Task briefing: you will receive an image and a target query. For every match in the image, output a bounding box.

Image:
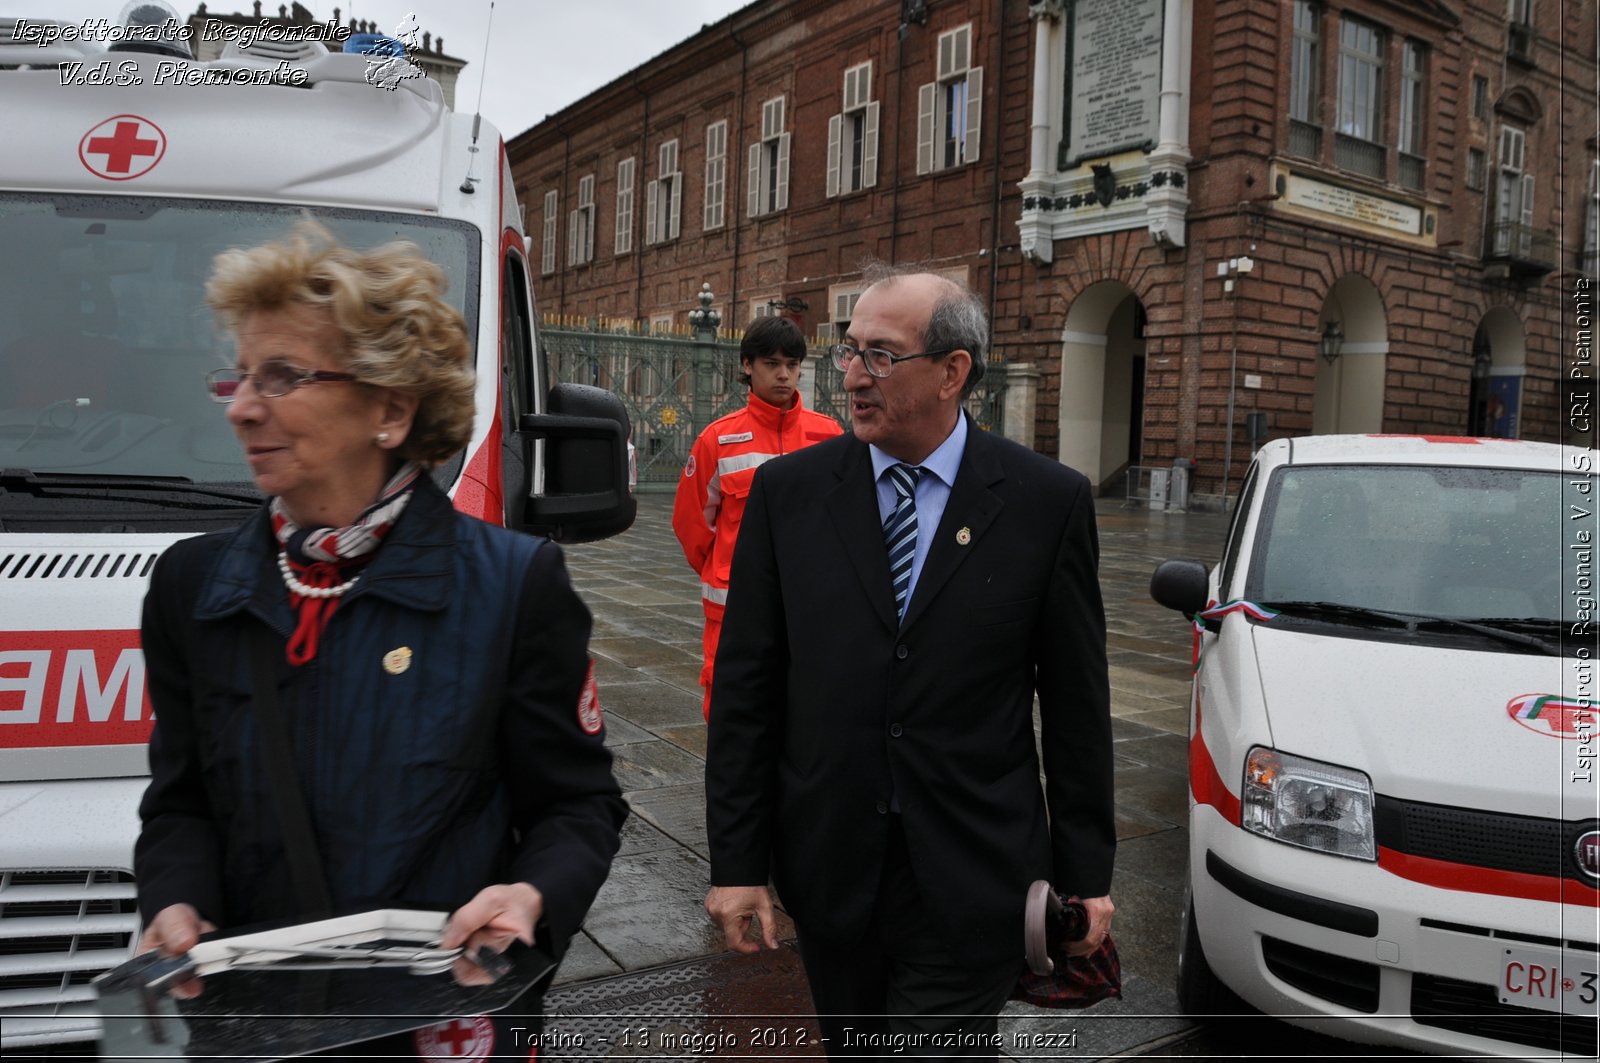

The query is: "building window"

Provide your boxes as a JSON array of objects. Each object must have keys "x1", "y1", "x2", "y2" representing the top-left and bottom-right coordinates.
[
  {"x1": 541, "y1": 189, "x2": 557, "y2": 275},
  {"x1": 646, "y1": 139, "x2": 681, "y2": 245},
  {"x1": 615, "y1": 157, "x2": 635, "y2": 255},
  {"x1": 828, "y1": 62, "x2": 880, "y2": 197},
  {"x1": 1492, "y1": 125, "x2": 1533, "y2": 256},
  {"x1": 568, "y1": 173, "x2": 595, "y2": 267},
  {"x1": 1507, "y1": 0, "x2": 1535, "y2": 62},
  {"x1": 1471, "y1": 75, "x2": 1489, "y2": 120},
  {"x1": 1288, "y1": 1, "x2": 1321, "y2": 159},
  {"x1": 1466, "y1": 147, "x2": 1487, "y2": 191},
  {"x1": 1397, "y1": 41, "x2": 1426, "y2": 191},
  {"x1": 1335, "y1": 15, "x2": 1385, "y2": 178},
  {"x1": 704, "y1": 120, "x2": 728, "y2": 231},
  {"x1": 917, "y1": 24, "x2": 982, "y2": 175},
  {"x1": 826, "y1": 284, "x2": 865, "y2": 342},
  {"x1": 748, "y1": 97, "x2": 791, "y2": 217}
]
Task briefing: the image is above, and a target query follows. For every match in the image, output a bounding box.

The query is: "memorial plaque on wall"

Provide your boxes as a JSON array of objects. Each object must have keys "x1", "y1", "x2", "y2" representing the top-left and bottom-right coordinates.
[{"x1": 1065, "y1": 0, "x2": 1163, "y2": 167}]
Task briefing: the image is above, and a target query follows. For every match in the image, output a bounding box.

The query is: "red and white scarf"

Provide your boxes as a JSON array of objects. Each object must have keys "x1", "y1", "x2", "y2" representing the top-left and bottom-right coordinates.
[{"x1": 269, "y1": 463, "x2": 423, "y2": 665}]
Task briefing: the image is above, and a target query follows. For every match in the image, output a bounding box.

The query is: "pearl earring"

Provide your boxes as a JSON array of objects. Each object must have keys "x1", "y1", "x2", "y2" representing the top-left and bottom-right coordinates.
[{"x1": 376, "y1": 432, "x2": 390, "y2": 445}]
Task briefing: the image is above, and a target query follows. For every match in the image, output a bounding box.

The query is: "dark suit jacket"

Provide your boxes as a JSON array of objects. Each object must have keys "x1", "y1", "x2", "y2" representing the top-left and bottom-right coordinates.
[{"x1": 705, "y1": 418, "x2": 1113, "y2": 963}]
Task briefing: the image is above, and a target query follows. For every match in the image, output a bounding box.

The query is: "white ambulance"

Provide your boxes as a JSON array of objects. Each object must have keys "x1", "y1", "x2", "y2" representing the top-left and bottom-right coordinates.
[
  {"x1": 0, "y1": 9, "x2": 633, "y2": 1048},
  {"x1": 1153, "y1": 435, "x2": 1599, "y2": 1057}
]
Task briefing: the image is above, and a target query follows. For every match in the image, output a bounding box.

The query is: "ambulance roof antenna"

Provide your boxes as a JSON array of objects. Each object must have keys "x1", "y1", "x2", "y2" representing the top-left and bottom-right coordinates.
[{"x1": 459, "y1": 1, "x2": 496, "y2": 195}]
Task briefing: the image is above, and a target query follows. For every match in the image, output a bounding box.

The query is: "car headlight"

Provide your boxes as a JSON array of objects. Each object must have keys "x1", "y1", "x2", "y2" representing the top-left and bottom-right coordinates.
[{"x1": 1242, "y1": 747, "x2": 1376, "y2": 860}]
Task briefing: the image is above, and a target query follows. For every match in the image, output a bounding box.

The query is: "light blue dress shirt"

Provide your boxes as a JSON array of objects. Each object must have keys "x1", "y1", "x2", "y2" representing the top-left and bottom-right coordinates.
[{"x1": 869, "y1": 413, "x2": 969, "y2": 615}]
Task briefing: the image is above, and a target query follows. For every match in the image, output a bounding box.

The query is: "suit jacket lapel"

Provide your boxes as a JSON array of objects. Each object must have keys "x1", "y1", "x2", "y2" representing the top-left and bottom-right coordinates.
[
  {"x1": 900, "y1": 421, "x2": 1005, "y2": 633},
  {"x1": 826, "y1": 439, "x2": 898, "y2": 634}
]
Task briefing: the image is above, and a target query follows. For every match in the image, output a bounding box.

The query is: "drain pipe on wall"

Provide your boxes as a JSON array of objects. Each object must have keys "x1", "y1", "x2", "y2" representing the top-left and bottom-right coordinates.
[{"x1": 986, "y1": 0, "x2": 1008, "y2": 348}]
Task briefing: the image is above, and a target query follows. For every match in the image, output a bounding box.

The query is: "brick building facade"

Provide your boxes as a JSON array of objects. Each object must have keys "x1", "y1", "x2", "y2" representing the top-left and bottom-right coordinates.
[{"x1": 510, "y1": 0, "x2": 1598, "y2": 503}]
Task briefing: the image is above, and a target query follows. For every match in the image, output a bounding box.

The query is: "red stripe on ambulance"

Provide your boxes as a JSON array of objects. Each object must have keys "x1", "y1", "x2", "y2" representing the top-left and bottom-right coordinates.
[{"x1": 0, "y1": 631, "x2": 151, "y2": 747}]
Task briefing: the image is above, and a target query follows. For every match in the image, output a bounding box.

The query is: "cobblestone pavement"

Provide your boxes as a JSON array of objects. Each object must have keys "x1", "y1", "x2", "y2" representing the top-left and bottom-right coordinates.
[{"x1": 545, "y1": 490, "x2": 1231, "y2": 1060}]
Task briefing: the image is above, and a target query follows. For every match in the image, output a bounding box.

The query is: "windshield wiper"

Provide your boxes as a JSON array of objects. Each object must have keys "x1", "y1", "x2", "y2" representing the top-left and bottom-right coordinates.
[
  {"x1": 1260, "y1": 600, "x2": 1563, "y2": 655},
  {"x1": 0, "y1": 468, "x2": 261, "y2": 506}
]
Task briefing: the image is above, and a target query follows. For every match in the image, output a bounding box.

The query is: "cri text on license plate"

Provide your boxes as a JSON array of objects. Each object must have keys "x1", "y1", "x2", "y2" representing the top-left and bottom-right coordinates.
[{"x1": 1499, "y1": 945, "x2": 1599, "y2": 1016}]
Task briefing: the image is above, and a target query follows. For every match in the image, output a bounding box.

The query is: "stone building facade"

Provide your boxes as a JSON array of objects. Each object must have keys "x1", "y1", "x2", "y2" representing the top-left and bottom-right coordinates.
[{"x1": 511, "y1": 0, "x2": 1598, "y2": 503}]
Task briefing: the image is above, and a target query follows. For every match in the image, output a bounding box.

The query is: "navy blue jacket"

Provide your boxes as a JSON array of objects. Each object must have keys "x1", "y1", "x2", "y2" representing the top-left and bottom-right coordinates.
[{"x1": 135, "y1": 475, "x2": 626, "y2": 961}]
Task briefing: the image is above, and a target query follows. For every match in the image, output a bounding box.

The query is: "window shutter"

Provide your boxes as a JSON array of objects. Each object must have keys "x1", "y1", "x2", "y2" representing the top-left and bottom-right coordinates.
[
  {"x1": 645, "y1": 179, "x2": 659, "y2": 245},
  {"x1": 1520, "y1": 174, "x2": 1535, "y2": 229},
  {"x1": 938, "y1": 31, "x2": 955, "y2": 79},
  {"x1": 669, "y1": 175, "x2": 682, "y2": 240},
  {"x1": 615, "y1": 158, "x2": 633, "y2": 254},
  {"x1": 917, "y1": 82, "x2": 936, "y2": 174},
  {"x1": 964, "y1": 67, "x2": 983, "y2": 164},
  {"x1": 567, "y1": 209, "x2": 577, "y2": 265},
  {"x1": 541, "y1": 190, "x2": 557, "y2": 274},
  {"x1": 585, "y1": 207, "x2": 595, "y2": 262},
  {"x1": 863, "y1": 101, "x2": 880, "y2": 188},
  {"x1": 827, "y1": 113, "x2": 842, "y2": 198},
  {"x1": 954, "y1": 26, "x2": 970, "y2": 73},
  {"x1": 775, "y1": 132, "x2": 791, "y2": 211},
  {"x1": 748, "y1": 143, "x2": 762, "y2": 217}
]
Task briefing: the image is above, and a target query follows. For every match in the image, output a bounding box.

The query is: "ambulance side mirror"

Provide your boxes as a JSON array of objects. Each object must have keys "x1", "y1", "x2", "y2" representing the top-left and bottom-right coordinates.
[{"x1": 519, "y1": 383, "x2": 637, "y2": 543}]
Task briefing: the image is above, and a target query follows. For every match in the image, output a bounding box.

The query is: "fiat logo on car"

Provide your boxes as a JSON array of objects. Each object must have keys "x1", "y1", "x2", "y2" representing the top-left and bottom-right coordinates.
[{"x1": 1577, "y1": 830, "x2": 1600, "y2": 882}]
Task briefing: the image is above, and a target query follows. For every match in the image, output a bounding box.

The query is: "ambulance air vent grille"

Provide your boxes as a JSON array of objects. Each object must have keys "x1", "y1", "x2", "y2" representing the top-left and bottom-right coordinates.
[{"x1": 0, "y1": 551, "x2": 159, "y2": 581}]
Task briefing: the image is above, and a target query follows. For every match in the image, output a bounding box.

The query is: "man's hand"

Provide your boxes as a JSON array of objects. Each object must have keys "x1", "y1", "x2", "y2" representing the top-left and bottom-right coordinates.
[
  {"x1": 1067, "y1": 894, "x2": 1115, "y2": 956},
  {"x1": 704, "y1": 885, "x2": 778, "y2": 954},
  {"x1": 441, "y1": 882, "x2": 543, "y2": 986},
  {"x1": 136, "y1": 903, "x2": 215, "y2": 999}
]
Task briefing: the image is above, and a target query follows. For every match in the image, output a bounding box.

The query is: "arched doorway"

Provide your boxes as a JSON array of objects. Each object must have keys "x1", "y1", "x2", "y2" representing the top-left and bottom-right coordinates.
[
  {"x1": 1313, "y1": 274, "x2": 1387, "y2": 434},
  {"x1": 1468, "y1": 307, "x2": 1525, "y2": 437},
  {"x1": 1058, "y1": 283, "x2": 1147, "y2": 489}
]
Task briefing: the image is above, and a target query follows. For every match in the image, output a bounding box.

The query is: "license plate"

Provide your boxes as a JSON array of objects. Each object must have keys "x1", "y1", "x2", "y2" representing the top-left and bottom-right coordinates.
[{"x1": 1499, "y1": 944, "x2": 1600, "y2": 1016}]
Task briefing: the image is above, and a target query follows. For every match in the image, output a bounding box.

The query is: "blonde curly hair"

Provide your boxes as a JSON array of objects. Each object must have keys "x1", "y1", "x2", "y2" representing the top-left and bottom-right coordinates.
[{"x1": 207, "y1": 220, "x2": 475, "y2": 465}]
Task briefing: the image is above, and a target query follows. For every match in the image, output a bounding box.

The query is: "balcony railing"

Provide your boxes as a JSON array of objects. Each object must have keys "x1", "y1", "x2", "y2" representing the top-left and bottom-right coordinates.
[
  {"x1": 1398, "y1": 153, "x2": 1425, "y2": 192},
  {"x1": 1483, "y1": 221, "x2": 1555, "y2": 278},
  {"x1": 1334, "y1": 133, "x2": 1384, "y2": 180},
  {"x1": 1288, "y1": 120, "x2": 1321, "y2": 161}
]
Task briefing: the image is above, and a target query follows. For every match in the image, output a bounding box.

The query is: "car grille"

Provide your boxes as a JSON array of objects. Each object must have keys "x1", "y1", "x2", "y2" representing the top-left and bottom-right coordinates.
[
  {"x1": 1375, "y1": 796, "x2": 1595, "y2": 882},
  {"x1": 1413, "y1": 973, "x2": 1598, "y2": 1056},
  {"x1": 0, "y1": 869, "x2": 138, "y2": 1044},
  {"x1": 1261, "y1": 936, "x2": 1380, "y2": 1013}
]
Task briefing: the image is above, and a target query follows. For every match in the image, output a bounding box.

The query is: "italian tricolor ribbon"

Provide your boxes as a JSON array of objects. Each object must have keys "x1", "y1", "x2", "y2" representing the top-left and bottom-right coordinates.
[{"x1": 1191, "y1": 599, "x2": 1279, "y2": 670}]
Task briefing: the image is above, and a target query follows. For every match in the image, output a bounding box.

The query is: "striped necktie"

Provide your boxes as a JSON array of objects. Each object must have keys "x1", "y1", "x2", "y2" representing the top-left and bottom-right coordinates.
[{"x1": 885, "y1": 463, "x2": 922, "y2": 620}]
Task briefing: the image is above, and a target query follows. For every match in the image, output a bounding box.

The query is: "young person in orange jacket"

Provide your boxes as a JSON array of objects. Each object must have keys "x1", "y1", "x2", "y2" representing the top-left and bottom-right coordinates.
[{"x1": 672, "y1": 316, "x2": 843, "y2": 719}]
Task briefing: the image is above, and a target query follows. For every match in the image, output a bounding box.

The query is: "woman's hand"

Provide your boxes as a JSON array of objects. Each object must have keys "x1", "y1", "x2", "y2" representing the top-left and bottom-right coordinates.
[
  {"x1": 136, "y1": 903, "x2": 216, "y2": 999},
  {"x1": 440, "y1": 882, "x2": 544, "y2": 986}
]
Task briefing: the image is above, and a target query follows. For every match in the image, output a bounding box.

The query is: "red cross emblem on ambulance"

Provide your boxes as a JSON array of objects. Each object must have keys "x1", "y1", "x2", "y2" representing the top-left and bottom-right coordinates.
[{"x1": 78, "y1": 115, "x2": 166, "y2": 180}]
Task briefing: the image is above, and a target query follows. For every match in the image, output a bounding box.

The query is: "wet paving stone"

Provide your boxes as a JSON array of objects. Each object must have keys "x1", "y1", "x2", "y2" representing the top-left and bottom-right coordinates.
[{"x1": 611, "y1": 741, "x2": 708, "y2": 793}]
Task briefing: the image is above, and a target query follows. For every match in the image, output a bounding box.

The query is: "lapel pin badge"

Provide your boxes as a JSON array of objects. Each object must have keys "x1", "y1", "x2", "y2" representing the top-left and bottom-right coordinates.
[
  {"x1": 956, "y1": 526, "x2": 972, "y2": 546},
  {"x1": 382, "y1": 647, "x2": 413, "y2": 675}
]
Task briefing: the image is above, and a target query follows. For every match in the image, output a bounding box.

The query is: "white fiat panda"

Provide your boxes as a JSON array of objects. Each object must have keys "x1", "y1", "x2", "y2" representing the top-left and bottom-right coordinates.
[{"x1": 1151, "y1": 434, "x2": 1598, "y2": 1057}]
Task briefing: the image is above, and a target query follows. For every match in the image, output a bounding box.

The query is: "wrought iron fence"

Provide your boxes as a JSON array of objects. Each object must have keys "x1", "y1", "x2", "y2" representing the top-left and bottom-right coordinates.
[{"x1": 543, "y1": 318, "x2": 1010, "y2": 487}]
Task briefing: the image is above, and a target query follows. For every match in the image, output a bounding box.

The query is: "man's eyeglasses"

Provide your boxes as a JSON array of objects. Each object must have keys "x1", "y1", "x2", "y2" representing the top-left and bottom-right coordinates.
[
  {"x1": 207, "y1": 361, "x2": 360, "y2": 403},
  {"x1": 828, "y1": 344, "x2": 955, "y2": 379}
]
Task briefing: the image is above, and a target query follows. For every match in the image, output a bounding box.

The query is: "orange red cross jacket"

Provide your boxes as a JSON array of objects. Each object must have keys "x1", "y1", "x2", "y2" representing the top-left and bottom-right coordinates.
[{"x1": 672, "y1": 390, "x2": 843, "y2": 717}]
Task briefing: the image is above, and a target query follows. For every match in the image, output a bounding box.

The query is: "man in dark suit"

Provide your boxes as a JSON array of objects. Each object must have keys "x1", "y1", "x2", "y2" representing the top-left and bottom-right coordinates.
[{"x1": 704, "y1": 269, "x2": 1115, "y2": 1057}]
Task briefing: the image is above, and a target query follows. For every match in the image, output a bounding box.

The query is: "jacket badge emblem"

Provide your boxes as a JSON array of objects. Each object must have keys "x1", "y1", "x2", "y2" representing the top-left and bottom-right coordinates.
[
  {"x1": 382, "y1": 647, "x2": 412, "y2": 675},
  {"x1": 956, "y1": 526, "x2": 972, "y2": 546},
  {"x1": 718, "y1": 431, "x2": 755, "y2": 444},
  {"x1": 577, "y1": 658, "x2": 604, "y2": 735},
  {"x1": 684, "y1": 454, "x2": 696, "y2": 477}
]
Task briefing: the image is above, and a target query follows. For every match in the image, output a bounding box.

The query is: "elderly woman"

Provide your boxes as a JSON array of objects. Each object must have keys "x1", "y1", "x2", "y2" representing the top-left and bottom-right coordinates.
[{"x1": 133, "y1": 223, "x2": 625, "y2": 1054}]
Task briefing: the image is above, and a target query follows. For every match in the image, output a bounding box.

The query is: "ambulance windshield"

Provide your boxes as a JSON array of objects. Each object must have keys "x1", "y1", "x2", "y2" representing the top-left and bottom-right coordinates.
[{"x1": 0, "y1": 193, "x2": 479, "y2": 505}]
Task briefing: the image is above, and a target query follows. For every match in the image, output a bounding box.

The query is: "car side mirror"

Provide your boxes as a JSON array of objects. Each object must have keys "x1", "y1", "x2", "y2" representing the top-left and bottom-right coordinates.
[
  {"x1": 519, "y1": 382, "x2": 637, "y2": 543},
  {"x1": 1150, "y1": 559, "x2": 1210, "y2": 620}
]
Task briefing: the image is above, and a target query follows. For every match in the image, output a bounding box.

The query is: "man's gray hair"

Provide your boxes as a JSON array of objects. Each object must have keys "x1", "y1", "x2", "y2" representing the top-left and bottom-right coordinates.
[{"x1": 860, "y1": 262, "x2": 988, "y2": 396}]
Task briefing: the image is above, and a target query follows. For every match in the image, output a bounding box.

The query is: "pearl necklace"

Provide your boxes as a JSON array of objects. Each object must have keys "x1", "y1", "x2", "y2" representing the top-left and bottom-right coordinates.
[{"x1": 277, "y1": 551, "x2": 359, "y2": 599}]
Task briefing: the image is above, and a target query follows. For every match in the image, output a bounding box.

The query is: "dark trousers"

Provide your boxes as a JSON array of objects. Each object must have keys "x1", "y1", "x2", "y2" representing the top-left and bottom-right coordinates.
[{"x1": 796, "y1": 820, "x2": 1020, "y2": 1062}]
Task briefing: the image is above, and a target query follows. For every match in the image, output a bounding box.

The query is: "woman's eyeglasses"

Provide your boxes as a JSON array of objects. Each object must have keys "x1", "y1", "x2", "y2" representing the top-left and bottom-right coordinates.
[
  {"x1": 207, "y1": 361, "x2": 360, "y2": 402},
  {"x1": 828, "y1": 344, "x2": 954, "y2": 379}
]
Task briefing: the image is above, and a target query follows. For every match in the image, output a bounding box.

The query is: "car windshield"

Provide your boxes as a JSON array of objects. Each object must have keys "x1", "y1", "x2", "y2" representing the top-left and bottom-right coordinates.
[
  {"x1": 1246, "y1": 464, "x2": 1569, "y2": 622},
  {"x1": 0, "y1": 193, "x2": 479, "y2": 487}
]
